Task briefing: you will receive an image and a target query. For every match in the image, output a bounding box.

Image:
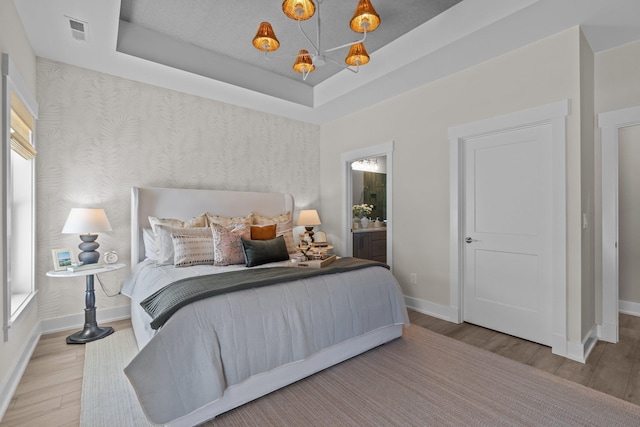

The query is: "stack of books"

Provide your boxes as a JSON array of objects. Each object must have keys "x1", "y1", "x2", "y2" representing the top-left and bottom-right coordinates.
[{"x1": 66, "y1": 263, "x2": 104, "y2": 272}]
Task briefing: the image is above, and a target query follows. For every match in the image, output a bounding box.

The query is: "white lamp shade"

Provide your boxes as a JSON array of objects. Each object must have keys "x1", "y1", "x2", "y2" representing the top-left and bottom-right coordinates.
[
  {"x1": 62, "y1": 208, "x2": 113, "y2": 234},
  {"x1": 297, "y1": 209, "x2": 321, "y2": 226}
]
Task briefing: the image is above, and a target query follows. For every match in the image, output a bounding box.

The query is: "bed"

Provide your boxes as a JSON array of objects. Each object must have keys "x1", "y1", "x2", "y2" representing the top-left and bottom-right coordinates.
[{"x1": 122, "y1": 186, "x2": 409, "y2": 426}]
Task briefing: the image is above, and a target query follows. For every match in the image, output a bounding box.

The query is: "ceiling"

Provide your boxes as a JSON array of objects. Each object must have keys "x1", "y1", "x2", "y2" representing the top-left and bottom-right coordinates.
[
  {"x1": 13, "y1": 0, "x2": 640, "y2": 124},
  {"x1": 119, "y1": 0, "x2": 464, "y2": 88}
]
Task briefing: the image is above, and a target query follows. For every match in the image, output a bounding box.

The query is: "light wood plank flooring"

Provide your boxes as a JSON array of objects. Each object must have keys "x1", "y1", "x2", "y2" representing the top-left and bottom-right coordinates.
[
  {"x1": 2, "y1": 312, "x2": 639, "y2": 426},
  {"x1": 1, "y1": 319, "x2": 131, "y2": 427}
]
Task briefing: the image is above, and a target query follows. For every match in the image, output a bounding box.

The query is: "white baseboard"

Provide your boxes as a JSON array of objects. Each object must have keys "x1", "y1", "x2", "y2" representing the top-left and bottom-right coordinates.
[
  {"x1": 619, "y1": 300, "x2": 640, "y2": 317},
  {"x1": 404, "y1": 295, "x2": 458, "y2": 323},
  {"x1": 566, "y1": 324, "x2": 598, "y2": 364},
  {"x1": 40, "y1": 305, "x2": 131, "y2": 335},
  {"x1": 0, "y1": 319, "x2": 41, "y2": 421}
]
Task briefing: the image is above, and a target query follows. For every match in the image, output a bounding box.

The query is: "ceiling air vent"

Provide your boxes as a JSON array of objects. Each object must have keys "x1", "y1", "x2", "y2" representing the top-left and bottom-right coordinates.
[{"x1": 66, "y1": 16, "x2": 89, "y2": 42}]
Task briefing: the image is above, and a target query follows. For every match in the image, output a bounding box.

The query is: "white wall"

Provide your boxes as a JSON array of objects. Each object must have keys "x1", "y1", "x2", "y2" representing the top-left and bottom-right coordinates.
[
  {"x1": 35, "y1": 59, "x2": 320, "y2": 322},
  {"x1": 0, "y1": 0, "x2": 39, "y2": 412},
  {"x1": 579, "y1": 29, "x2": 596, "y2": 338},
  {"x1": 320, "y1": 27, "x2": 589, "y2": 342}
]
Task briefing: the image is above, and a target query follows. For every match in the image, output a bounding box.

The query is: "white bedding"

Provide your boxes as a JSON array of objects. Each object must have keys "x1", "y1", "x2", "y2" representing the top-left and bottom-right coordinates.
[
  {"x1": 123, "y1": 259, "x2": 409, "y2": 425},
  {"x1": 122, "y1": 258, "x2": 293, "y2": 349}
]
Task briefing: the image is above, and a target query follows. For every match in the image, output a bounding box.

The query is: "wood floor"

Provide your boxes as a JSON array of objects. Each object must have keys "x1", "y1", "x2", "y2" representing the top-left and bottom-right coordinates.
[{"x1": 2, "y1": 312, "x2": 640, "y2": 426}]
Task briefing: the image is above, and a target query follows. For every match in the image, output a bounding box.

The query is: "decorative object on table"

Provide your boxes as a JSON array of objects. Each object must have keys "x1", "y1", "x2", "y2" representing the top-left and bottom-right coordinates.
[
  {"x1": 353, "y1": 203, "x2": 372, "y2": 218},
  {"x1": 360, "y1": 217, "x2": 370, "y2": 228},
  {"x1": 51, "y1": 248, "x2": 73, "y2": 271},
  {"x1": 62, "y1": 208, "x2": 113, "y2": 264},
  {"x1": 104, "y1": 250, "x2": 119, "y2": 264},
  {"x1": 297, "y1": 209, "x2": 321, "y2": 242},
  {"x1": 252, "y1": 0, "x2": 380, "y2": 81},
  {"x1": 312, "y1": 231, "x2": 328, "y2": 247},
  {"x1": 296, "y1": 254, "x2": 337, "y2": 269},
  {"x1": 298, "y1": 237, "x2": 313, "y2": 260},
  {"x1": 373, "y1": 218, "x2": 382, "y2": 228},
  {"x1": 67, "y1": 263, "x2": 104, "y2": 272}
]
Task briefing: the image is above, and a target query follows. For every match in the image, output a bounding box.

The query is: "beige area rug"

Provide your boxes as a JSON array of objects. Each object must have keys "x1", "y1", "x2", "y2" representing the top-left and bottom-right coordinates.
[{"x1": 82, "y1": 326, "x2": 640, "y2": 426}]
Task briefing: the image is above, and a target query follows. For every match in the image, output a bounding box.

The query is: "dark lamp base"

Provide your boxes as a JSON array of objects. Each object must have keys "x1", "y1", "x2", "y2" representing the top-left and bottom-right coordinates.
[
  {"x1": 304, "y1": 226, "x2": 315, "y2": 242},
  {"x1": 78, "y1": 234, "x2": 101, "y2": 264},
  {"x1": 66, "y1": 324, "x2": 114, "y2": 344}
]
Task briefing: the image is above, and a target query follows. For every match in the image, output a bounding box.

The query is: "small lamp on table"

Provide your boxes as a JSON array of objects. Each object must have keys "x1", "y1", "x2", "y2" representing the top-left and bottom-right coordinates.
[
  {"x1": 62, "y1": 208, "x2": 112, "y2": 264},
  {"x1": 297, "y1": 209, "x2": 321, "y2": 243}
]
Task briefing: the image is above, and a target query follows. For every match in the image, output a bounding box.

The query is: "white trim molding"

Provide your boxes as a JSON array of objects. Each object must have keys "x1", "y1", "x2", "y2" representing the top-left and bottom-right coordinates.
[
  {"x1": 566, "y1": 323, "x2": 598, "y2": 363},
  {"x1": 0, "y1": 319, "x2": 41, "y2": 421},
  {"x1": 404, "y1": 295, "x2": 458, "y2": 322},
  {"x1": 448, "y1": 100, "x2": 569, "y2": 357},
  {"x1": 619, "y1": 300, "x2": 640, "y2": 317},
  {"x1": 598, "y1": 104, "x2": 640, "y2": 343},
  {"x1": 40, "y1": 305, "x2": 131, "y2": 335}
]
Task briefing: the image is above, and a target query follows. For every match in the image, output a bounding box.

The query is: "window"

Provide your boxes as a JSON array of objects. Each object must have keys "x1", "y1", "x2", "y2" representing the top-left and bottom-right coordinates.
[{"x1": 2, "y1": 53, "x2": 38, "y2": 341}]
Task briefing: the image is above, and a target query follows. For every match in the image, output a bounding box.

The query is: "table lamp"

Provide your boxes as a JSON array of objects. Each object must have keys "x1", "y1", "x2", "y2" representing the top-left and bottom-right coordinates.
[
  {"x1": 297, "y1": 209, "x2": 321, "y2": 243},
  {"x1": 62, "y1": 208, "x2": 112, "y2": 264}
]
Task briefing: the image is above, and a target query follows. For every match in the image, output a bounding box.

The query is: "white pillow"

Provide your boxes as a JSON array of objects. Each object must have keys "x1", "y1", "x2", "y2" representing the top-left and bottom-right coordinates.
[{"x1": 142, "y1": 228, "x2": 156, "y2": 260}]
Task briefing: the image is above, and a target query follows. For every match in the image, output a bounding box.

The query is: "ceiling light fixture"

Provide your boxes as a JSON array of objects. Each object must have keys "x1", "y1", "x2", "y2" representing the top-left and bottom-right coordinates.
[
  {"x1": 252, "y1": 0, "x2": 381, "y2": 81},
  {"x1": 351, "y1": 158, "x2": 379, "y2": 172}
]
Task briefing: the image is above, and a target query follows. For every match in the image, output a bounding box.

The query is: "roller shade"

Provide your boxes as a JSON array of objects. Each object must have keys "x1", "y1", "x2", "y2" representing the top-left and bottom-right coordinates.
[{"x1": 10, "y1": 92, "x2": 36, "y2": 160}]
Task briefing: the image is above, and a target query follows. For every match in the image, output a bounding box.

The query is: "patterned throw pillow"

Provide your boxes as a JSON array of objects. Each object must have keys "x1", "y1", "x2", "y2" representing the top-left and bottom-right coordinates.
[
  {"x1": 252, "y1": 211, "x2": 296, "y2": 253},
  {"x1": 148, "y1": 214, "x2": 207, "y2": 234},
  {"x1": 172, "y1": 234, "x2": 215, "y2": 267},
  {"x1": 211, "y1": 223, "x2": 251, "y2": 266},
  {"x1": 154, "y1": 225, "x2": 212, "y2": 265},
  {"x1": 206, "y1": 213, "x2": 252, "y2": 228}
]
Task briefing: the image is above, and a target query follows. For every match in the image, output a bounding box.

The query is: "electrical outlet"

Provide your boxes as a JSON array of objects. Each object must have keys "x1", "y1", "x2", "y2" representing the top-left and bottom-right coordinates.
[{"x1": 409, "y1": 273, "x2": 417, "y2": 285}]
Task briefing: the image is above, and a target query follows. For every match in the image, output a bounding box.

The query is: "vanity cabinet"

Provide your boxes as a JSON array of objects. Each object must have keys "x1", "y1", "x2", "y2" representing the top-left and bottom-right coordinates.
[{"x1": 353, "y1": 230, "x2": 386, "y2": 263}]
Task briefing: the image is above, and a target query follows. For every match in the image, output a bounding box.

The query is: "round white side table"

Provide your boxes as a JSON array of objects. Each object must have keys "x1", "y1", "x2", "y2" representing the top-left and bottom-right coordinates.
[{"x1": 47, "y1": 263, "x2": 126, "y2": 344}]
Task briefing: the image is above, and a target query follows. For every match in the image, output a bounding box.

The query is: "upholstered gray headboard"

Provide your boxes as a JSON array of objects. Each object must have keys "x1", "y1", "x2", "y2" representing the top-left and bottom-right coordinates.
[{"x1": 131, "y1": 187, "x2": 295, "y2": 266}]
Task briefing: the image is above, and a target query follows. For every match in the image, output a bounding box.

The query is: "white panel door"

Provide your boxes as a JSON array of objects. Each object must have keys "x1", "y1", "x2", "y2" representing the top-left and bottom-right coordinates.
[{"x1": 463, "y1": 125, "x2": 553, "y2": 346}]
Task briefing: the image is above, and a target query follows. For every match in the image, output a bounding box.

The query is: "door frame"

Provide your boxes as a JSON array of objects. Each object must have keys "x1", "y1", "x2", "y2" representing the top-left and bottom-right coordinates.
[
  {"x1": 598, "y1": 104, "x2": 640, "y2": 343},
  {"x1": 341, "y1": 141, "x2": 394, "y2": 270},
  {"x1": 449, "y1": 100, "x2": 568, "y2": 358}
]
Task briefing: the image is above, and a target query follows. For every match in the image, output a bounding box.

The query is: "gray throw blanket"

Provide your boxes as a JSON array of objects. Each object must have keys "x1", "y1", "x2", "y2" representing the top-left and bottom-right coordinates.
[{"x1": 141, "y1": 257, "x2": 388, "y2": 329}]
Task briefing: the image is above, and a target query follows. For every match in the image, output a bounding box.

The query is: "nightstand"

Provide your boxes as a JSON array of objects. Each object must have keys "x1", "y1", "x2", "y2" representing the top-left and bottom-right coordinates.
[{"x1": 46, "y1": 263, "x2": 126, "y2": 344}]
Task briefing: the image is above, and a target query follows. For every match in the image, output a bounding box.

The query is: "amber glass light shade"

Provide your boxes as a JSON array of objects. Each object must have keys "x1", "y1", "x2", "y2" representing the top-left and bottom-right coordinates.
[
  {"x1": 292, "y1": 50, "x2": 315, "y2": 73},
  {"x1": 350, "y1": 0, "x2": 380, "y2": 32},
  {"x1": 282, "y1": 0, "x2": 315, "y2": 21},
  {"x1": 345, "y1": 43, "x2": 370, "y2": 66},
  {"x1": 252, "y1": 22, "x2": 280, "y2": 51}
]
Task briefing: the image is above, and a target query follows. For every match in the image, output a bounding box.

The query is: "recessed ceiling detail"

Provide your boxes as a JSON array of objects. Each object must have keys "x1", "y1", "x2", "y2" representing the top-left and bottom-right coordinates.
[
  {"x1": 14, "y1": 0, "x2": 640, "y2": 124},
  {"x1": 116, "y1": 0, "x2": 463, "y2": 104}
]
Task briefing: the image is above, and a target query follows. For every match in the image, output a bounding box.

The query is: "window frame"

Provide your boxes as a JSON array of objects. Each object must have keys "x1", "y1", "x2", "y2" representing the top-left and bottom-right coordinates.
[{"x1": 2, "y1": 53, "x2": 38, "y2": 342}]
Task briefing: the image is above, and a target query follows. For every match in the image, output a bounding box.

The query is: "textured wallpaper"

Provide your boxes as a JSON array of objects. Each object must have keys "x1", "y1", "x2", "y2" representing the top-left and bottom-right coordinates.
[{"x1": 35, "y1": 58, "x2": 320, "y2": 321}]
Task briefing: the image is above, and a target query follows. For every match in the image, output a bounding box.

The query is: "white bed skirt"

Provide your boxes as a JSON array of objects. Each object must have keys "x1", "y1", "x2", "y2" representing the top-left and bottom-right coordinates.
[{"x1": 163, "y1": 323, "x2": 403, "y2": 427}]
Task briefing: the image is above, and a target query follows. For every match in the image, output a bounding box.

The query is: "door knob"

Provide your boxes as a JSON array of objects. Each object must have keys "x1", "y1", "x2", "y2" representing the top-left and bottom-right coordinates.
[{"x1": 465, "y1": 237, "x2": 477, "y2": 244}]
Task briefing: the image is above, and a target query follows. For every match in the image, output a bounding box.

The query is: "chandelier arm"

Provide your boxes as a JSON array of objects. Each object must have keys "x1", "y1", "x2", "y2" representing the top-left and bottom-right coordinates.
[
  {"x1": 324, "y1": 28, "x2": 367, "y2": 53},
  {"x1": 297, "y1": 17, "x2": 320, "y2": 55},
  {"x1": 325, "y1": 56, "x2": 359, "y2": 74},
  {"x1": 263, "y1": 50, "x2": 309, "y2": 60}
]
